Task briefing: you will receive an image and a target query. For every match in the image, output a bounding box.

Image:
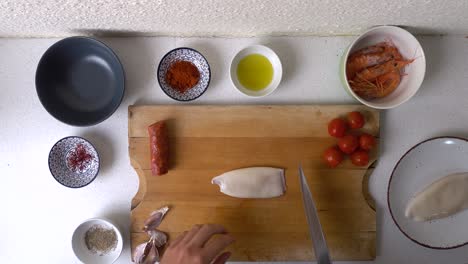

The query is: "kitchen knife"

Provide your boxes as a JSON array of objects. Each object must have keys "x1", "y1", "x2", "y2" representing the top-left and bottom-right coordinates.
[{"x1": 298, "y1": 165, "x2": 332, "y2": 264}]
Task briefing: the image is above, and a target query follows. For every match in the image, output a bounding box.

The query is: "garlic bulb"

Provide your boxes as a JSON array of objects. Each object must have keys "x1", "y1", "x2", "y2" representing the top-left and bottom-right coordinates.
[{"x1": 134, "y1": 206, "x2": 170, "y2": 264}]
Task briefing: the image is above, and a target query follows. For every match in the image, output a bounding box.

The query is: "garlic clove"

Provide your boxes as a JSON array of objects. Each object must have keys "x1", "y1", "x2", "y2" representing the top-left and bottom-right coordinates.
[
  {"x1": 148, "y1": 230, "x2": 168, "y2": 248},
  {"x1": 144, "y1": 240, "x2": 159, "y2": 264},
  {"x1": 133, "y1": 241, "x2": 152, "y2": 264},
  {"x1": 133, "y1": 240, "x2": 160, "y2": 264},
  {"x1": 143, "y1": 206, "x2": 170, "y2": 231}
]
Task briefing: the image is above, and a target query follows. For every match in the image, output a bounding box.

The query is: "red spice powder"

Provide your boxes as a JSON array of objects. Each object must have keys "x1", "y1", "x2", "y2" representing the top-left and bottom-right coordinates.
[{"x1": 165, "y1": 61, "x2": 200, "y2": 93}]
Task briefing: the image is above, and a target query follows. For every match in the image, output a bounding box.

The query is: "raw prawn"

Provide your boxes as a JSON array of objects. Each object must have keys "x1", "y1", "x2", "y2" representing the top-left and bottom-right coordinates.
[
  {"x1": 353, "y1": 59, "x2": 413, "y2": 83},
  {"x1": 347, "y1": 42, "x2": 387, "y2": 59},
  {"x1": 375, "y1": 71, "x2": 401, "y2": 97},
  {"x1": 346, "y1": 42, "x2": 403, "y2": 79},
  {"x1": 350, "y1": 70, "x2": 401, "y2": 99},
  {"x1": 346, "y1": 40, "x2": 414, "y2": 100},
  {"x1": 347, "y1": 53, "x2": 391, "y2": 79}
]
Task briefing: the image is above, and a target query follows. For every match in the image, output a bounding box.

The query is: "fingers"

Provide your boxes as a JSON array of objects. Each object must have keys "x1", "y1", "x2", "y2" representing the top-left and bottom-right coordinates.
[
  {"x1": 169, "y1": 231, "x2": 187, "y2": 248},
  {"x1": 182, "y1": 224, "x2": 202, "y2": 243},
  {"x1": 165, "y1": 224, "x2": 234, "y2": 264},
  {"x1": 203, "y1": 234, "x2": 234, "y2": 261},
  {"x1": 190, "y1": 224, "x2": 226, "y2": 247},
  {"x1": 211, "y1": 251, "x2": 231, "y2": 264}
]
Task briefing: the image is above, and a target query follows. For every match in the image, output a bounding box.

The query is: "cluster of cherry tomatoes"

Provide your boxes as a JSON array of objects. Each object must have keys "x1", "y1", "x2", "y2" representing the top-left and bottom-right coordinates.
[{"x1": 323, "y1": 111, "x2": 377, "y2": 168}]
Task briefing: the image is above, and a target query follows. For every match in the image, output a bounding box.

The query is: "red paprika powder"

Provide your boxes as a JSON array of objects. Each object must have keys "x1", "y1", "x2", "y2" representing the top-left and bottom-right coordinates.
[{"x1": 165, "y1": 61, "x2": 200, "y2": 93}]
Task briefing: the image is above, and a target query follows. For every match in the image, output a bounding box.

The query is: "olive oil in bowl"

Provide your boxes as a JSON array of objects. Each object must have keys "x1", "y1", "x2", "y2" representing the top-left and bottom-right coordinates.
[
  {"x1": 230, "y1": 45, "x2": 282, "y2": 97},
  {"x1": 236, "y1": 54, "x2": 273, "y2": 91}
]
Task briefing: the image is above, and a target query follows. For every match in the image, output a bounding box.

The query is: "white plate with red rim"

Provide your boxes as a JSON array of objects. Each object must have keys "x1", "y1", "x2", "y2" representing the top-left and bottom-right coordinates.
[{"x1": 388, "y1": 136, "x2": 468, "y2": 249}]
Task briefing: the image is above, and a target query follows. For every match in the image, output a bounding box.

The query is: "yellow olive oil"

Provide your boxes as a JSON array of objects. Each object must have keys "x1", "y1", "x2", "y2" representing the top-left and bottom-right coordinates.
[{"x1": 237, "y1": 54, "x2": 273, "y2": 91}]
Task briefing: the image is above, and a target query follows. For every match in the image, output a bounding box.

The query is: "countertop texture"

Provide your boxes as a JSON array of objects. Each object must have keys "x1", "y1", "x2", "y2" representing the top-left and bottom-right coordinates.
[
  {"x1": 1, "y1": 36, "x2": 468, "y2": 263},
  {"x1": 1, "y1": 0, "x2": 468, "y2": 36}
]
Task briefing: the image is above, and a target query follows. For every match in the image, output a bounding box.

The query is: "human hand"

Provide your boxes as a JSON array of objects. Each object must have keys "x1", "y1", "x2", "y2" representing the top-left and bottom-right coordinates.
[{"x1": 160, "y1": 224, "x2": 234, "y2": 264}]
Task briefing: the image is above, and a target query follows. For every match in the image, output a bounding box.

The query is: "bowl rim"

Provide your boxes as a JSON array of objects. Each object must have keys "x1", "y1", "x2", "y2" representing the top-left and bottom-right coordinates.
[
  {"x1": 342, "y1": 25, "x2": 426, "y2": 109},
  {"x1": 48, "y1": 136, "x2": 100, "y2": 189},
  {"x1": 157, "y1": 47, "x2": 211, "y2": 102},
  {"x1": 35, "y1": 36, "x2": 126, "y2": 126},
  {"x1": 229, "y1": 44, "x2": 283, "y2": 98},
  {"x1": 72, "y1": 217, "x2": 123, "y2": 264},
  {"x1": 387, "y1": 136, "x2": 468, "y2": 249}
]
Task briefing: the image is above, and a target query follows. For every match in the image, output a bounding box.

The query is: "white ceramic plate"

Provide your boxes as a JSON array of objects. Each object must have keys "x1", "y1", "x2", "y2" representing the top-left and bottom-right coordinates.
[
  {"x1": 230, "y1": 45, "x2": 282, "y2": 97},
  {"x1": 341, "y1": 25, "x2": 426, "y2": 109},
  {"x1": 388, "y1": 137, "x2": 468, "y2": 249},
  {"x1": 72, "y1": 218, "x2": 123, "y2": 264}
]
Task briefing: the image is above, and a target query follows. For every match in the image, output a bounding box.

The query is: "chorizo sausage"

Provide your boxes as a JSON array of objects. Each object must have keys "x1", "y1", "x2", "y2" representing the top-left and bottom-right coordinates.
[{"x1": 148, "y1": 121, "x2": 169, "y2": 176}]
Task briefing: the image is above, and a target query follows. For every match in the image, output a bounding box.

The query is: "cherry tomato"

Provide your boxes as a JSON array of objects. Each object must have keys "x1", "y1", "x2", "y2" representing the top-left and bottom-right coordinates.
[
  {"x1": 328, "y1": 118, "x2": 347, "y2": 138},
  {"x1": 351, "y1": 150, "x2": 370, "y2": 166},
  {"x1": 338, "y1": 135, "x2": 359, "y2": 154},
  {"x1": 323, "y1": 146, "x2": 344, "y2": 168},
  {"x1": 347, "y1": 111, "x2": 365, "y2": 129},
  {"x1": 359, "y1": 133, "x2": 376, "y2": 151}
]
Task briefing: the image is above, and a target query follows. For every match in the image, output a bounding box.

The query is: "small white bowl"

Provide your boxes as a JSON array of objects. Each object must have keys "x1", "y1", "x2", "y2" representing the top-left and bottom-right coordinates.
[
  {"x1": 340, "y1": 25, "x2": 426, "y2": 109},
  {"x1": 72, "y1": 218, "x2": 123, "y2": 264},
  {"x1": 230, "y1": 45, "x2": 282, "y2": 97}
]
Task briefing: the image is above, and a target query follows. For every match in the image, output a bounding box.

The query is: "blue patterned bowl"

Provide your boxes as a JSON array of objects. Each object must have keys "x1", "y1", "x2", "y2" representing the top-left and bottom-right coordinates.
[
  {"x1": 48, "y1": 136, "x2": 100, "y2": 188},
  {"x1": 157, "y1": 47, "x2": 211, "y2": 101}
]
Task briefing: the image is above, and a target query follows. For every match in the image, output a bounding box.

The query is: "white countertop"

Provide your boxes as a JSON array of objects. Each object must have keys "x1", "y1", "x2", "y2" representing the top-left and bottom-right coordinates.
[{"x1": 1, "y1": 36, "x2": 467, "y2": 264}]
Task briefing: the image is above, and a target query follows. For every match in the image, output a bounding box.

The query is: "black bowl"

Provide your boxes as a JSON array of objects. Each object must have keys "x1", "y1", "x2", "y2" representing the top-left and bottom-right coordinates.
[{"x1": 36, "y1": 37, "x2": 125, "y2": 126}]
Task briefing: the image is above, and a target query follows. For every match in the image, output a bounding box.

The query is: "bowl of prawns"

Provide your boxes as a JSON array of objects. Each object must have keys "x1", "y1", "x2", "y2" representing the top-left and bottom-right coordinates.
[{"x1": 341, "y1": 25, "x2": 426, "y2": 109}]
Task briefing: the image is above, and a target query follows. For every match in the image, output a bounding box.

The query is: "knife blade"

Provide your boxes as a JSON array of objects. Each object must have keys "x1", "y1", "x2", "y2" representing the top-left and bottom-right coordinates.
[{"x1": 298, "y1": 165, "x2": 331, "y2": 264}]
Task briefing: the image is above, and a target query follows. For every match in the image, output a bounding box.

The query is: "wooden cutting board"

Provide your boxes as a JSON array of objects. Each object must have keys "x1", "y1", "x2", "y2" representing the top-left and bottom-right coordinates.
[{"x1": 129, "y1": 105, "x2": 379, "y2": 261}]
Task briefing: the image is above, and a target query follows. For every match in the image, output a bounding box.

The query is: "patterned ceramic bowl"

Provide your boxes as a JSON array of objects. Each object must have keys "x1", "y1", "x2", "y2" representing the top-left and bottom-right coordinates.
[
  {"x1": 157, "y1": 47, "x2": 211, "y2": 101},
  {"x1": 48, "y1": 136, "x2": 100, "y2": 188}
]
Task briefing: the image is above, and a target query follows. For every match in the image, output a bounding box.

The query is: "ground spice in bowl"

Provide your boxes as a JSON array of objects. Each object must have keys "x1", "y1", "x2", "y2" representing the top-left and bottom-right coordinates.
[
  {"x1": 165, "y1": 61, "x2": 200, "y2": 93},
  {"x1": 84, "y1": 224, "x2": 118, "y2": 256}
]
